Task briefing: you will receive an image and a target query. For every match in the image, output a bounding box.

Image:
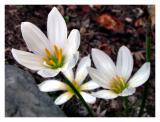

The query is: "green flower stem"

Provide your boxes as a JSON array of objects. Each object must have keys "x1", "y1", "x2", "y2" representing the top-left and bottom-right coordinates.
[
  {"x1": 138, "y1": 20, "x2": 151, "y2": 116},
  {"x1": 123, "y1": 96, "x2": 129, "y2": 116},
  {"x1": 64, "y1": 78, "x2": 95, "y2": 117}
]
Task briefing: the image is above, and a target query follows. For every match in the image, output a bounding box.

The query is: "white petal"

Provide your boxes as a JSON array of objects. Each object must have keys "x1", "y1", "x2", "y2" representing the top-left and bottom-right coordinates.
[
  {"x1": 75, "y1": 55, "x2": 91, "y2": 85},
  {"x1": 47, "y1": 7, "x2": 67, "y2": 48},
  {"x1": 11, "y1": 49, "x2": 45, "y2": 70},
  {"x1": 128, "y1": 62, "x2": 150, "y2": 88},
  {"x1": 87, "y1": 67, "x2": 111, "y2": 89},
  {"x1": 81, "y1": 80, "x2": 100, "y2": 91},
  {"x1": 63, "y1": 68, "x2": 74, "y2": 81},
  {"x1": 38, "y1": 80, "x2": 67, "y2": 92},
  {"x1": 37, "y1": 69, "x2": 60, "y2": 78},
  {"x1": 64, "y1": 29, "x2": 80, "y2": 55},
  {"x1": 92, "y1": 48, "x2": 116, "y2": 79},
  {"x1": 80, "y1": 92, "x2": 96, "y2": 104},
  {"x1": 116, "y1": 46, "x2": 133, "y2": 81},
  {"x1": 120, "y1": 88, "x2": 136, "y2": 96},
  {"x1": 92, "y1": 90, "x2": 118, "y2": 100},
  {"x1": 21, "y1": 22, "x2": 51, "y2": 56},
  {"x1": 63, "y1": 52, "x2": 79, "y2": 71},
  {"x1": 54, "y1": 92, "x2": 73, "y2": 105}
]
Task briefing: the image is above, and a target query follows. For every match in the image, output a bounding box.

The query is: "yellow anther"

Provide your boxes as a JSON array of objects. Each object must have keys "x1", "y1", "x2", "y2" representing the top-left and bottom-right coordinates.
[
  {"x1": 43, "y1": 57, "x2": 55, "y2": 66},
  {"x1": 54, "y1": 45, "x2": 59, "y2": 58},
  {"x1": 48, "y1": 60, "x2": 56, "y2": 65},
  {"x1": 43, "y1": 45, "x2": 64, "y2": 68},
  {"x1": 54, "y1": 45, "x2": 63, "y2": 65},
  {"x1": 111, "y1": 76, "x2": 126, "y2": 94},
  {"x1": 119, "y1": 77, "x2": 125, "y2": 87},
  {"x1": 45, "y1": 48, "x2": 52, "y2": 58},
  {"x1": 58, "y1": 48, "x2": 62, "y2": 65}
]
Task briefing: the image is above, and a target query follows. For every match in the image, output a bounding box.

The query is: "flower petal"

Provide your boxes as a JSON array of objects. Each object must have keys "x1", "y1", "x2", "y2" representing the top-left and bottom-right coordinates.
[
  {"x1": 87, "y1": 67, "x2": 111, "y2": 89},
  {"x1": 37, "y1": 69, "x2": 60, "y2": 78},
  {"x1": 92, "y1": 48, "x2": 116, "y2": 79},
  {"x1": 92, "y1": 90, "x2": 118, "y2": 100},
  {"x1": 21, "y1": 22, "x2": 51, "y2": 56},
  {"x1": 38, "y1": 80, "x2": 67, "y2": 92},
  {"x1": 54, "y1": 92, "x2": 73, "y2": 105},
  {"x1": 11, "y1": 49, "x2": 45, "y2": 70},
  {"x1": 116, "y1": 46, "x2": 133, "y2": 81},
  {"x1": 64, "y1": 29, "x2": 80, "y2": 55},
  {"x1": 63, "y1": 68, "x2": 74, "y2": 81},
  {"x1": 63, "y1": 52, "x2": 79, "y2": 72},
  {"x1": 80, "y1": 92, "x2": 96, "y2": 104},
  {"x1": 120, "y1": 88, "x2": 136, "y2": 97},
  {"x1": 75, "y1": 55, "x2": 91, "y2": 85},
  {"x1": 47, "y1": 7, "x2": 67, "y2": 48},
  {"x1": 81, "y1": 80, "x2": 100, "y2": 91},
  {"x1": 128, "y1": 62, "x2": 150, "y2": 88}
]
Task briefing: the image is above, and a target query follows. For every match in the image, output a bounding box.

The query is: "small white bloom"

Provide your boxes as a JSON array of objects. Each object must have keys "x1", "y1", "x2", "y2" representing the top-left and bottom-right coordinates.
[
  {"x1": 38, "y1": 55, "x2": 99, "y2": 105},
  {"x1": 88, "y1": 46, "x2": 150, "y2": 100},
  {"x1": 11, "y1": 7, "x2": 80, "y2": 78}
]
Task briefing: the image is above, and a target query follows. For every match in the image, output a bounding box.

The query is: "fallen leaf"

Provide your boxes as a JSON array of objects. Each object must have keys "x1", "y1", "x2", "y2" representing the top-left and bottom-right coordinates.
[
  {"x1": 81, "y1": 5, "x2": 91, "y2": 13},
  {"x1": 96, "y1": 14, "x2": 124, "y2": 33},
  {"x1": 148, "y1": 5, "x2": 155, "y2": 26},
  {"x1": 98, "y1": 43, "x2": 113, "y2": 56},
  {"x1": 134, "y1": 51, "x2": 145, "y2": 61},
  {"x1": 134, "y1": 18, "x2": 145, "y2": 27}
]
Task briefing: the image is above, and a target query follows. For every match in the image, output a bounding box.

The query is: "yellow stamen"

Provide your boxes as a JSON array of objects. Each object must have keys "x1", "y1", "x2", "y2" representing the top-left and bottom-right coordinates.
[
  {"x1": 58, "y1": 48, "x2": 62, "y2": 65},
  {"x1": 48, "y1": 60, "x2": 56, "y2": 65},
  {"x1": 45, "y1": 48, "x2": 52, "y2": 58},
  {"x1": 119, "y1": 77, "x2": 125, "y2": 87},
  {"x1": 111, "y1": 76, "x2": 127, "y2": 94},
  {"x1": 54, "y1": 45, "x2": 59, "y2": 58},
  {"x1": 43, "y1": 45, "x2": 64, "y2": 68},
  {"x1": 54, "y1": 45, "x2": 63, "y2": 65},
  {"x1": 43, "y1": 57, "x2": 56, "y2": 66}
]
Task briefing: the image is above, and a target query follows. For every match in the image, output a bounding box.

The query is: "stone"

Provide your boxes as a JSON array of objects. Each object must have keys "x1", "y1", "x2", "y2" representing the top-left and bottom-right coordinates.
[{"x1": 5, "y1": 65, "x2": 66, "y2": 117}]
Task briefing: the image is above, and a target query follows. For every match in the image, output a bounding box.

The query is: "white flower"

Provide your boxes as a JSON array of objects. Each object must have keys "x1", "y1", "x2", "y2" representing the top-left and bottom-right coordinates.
[
  {"x1": 11, "y1": 7, "x2": 80, "y2": 78},
  {"x1": 88, "y1": 46, "x2": 150, "y2": 100},
  {"x1": 38, "y1": 55, "x2": 99, "y2": 105}
]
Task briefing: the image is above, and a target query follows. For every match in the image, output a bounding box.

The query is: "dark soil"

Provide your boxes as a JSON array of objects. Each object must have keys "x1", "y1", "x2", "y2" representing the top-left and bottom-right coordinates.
[{"x1": 5, "y1": 5, "x2": 155, "y2": 117}]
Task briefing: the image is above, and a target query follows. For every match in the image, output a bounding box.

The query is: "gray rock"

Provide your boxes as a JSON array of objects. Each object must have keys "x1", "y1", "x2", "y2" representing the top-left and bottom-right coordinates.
[{"x1": 5, "y1": 65, "x2": 66, "y2": 117}]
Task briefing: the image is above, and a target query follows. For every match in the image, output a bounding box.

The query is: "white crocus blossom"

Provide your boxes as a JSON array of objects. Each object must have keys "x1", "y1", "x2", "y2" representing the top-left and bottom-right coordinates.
[
  {"x1": 88, "y1": 46, "x2": 150, "y2": 100},
  {"x1": 38, "y1": 55, "x2": 99, "y2": 105},
  {"x1": 11, "y1": 7, "x2": 80, "y2": 78}
]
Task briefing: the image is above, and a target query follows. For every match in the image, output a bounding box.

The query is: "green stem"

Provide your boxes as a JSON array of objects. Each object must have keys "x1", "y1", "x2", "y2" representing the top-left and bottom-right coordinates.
[
  {"x1": 138, "y1": 21, "x2": 151, "y2": 116},
  {"x1": 123, "y1": 96, "x2": 129, "y2": 116},
  {"x1": 64, "y1": 78, "x2": 95, "y2": 117}
]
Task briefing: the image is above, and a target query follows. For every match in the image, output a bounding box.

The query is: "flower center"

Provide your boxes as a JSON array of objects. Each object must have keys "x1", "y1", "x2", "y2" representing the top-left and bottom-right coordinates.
[
  {"x1": 66, "y1": 81, "x2": 81, "y2": 94},
  {"x1": 110, "y1": 76, "x2": 128, "y2": 94},
  {"x1": 43, "y1": 45, "x2": 65, "y2": 69}
]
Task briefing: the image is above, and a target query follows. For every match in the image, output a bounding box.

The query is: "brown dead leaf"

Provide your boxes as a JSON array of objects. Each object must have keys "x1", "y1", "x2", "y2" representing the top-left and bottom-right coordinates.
[
  {"x1": 81, "y1": 5, "x2": 91, "y2": 13},
  {"x1": 98, "y1": 43, "x2": 113, "y2": 56},
  {"x1": 96, "y1": 14, "x2": 125, "y2": 33},
  {"x1": 134, "y1": 51, "x2": 145, "y2": 61},
  {"x1": 134, "y1": 18, "x2": 145, "y2": 27},
  {"x1": 148, "y1": 5, "x2": 155, "y2": 26}
]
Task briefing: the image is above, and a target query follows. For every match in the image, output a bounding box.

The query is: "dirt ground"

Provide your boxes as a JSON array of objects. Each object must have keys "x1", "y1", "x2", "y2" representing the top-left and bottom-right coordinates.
[{"x1": 5, "y1": 5, "x2": 155, "y2": 117}]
